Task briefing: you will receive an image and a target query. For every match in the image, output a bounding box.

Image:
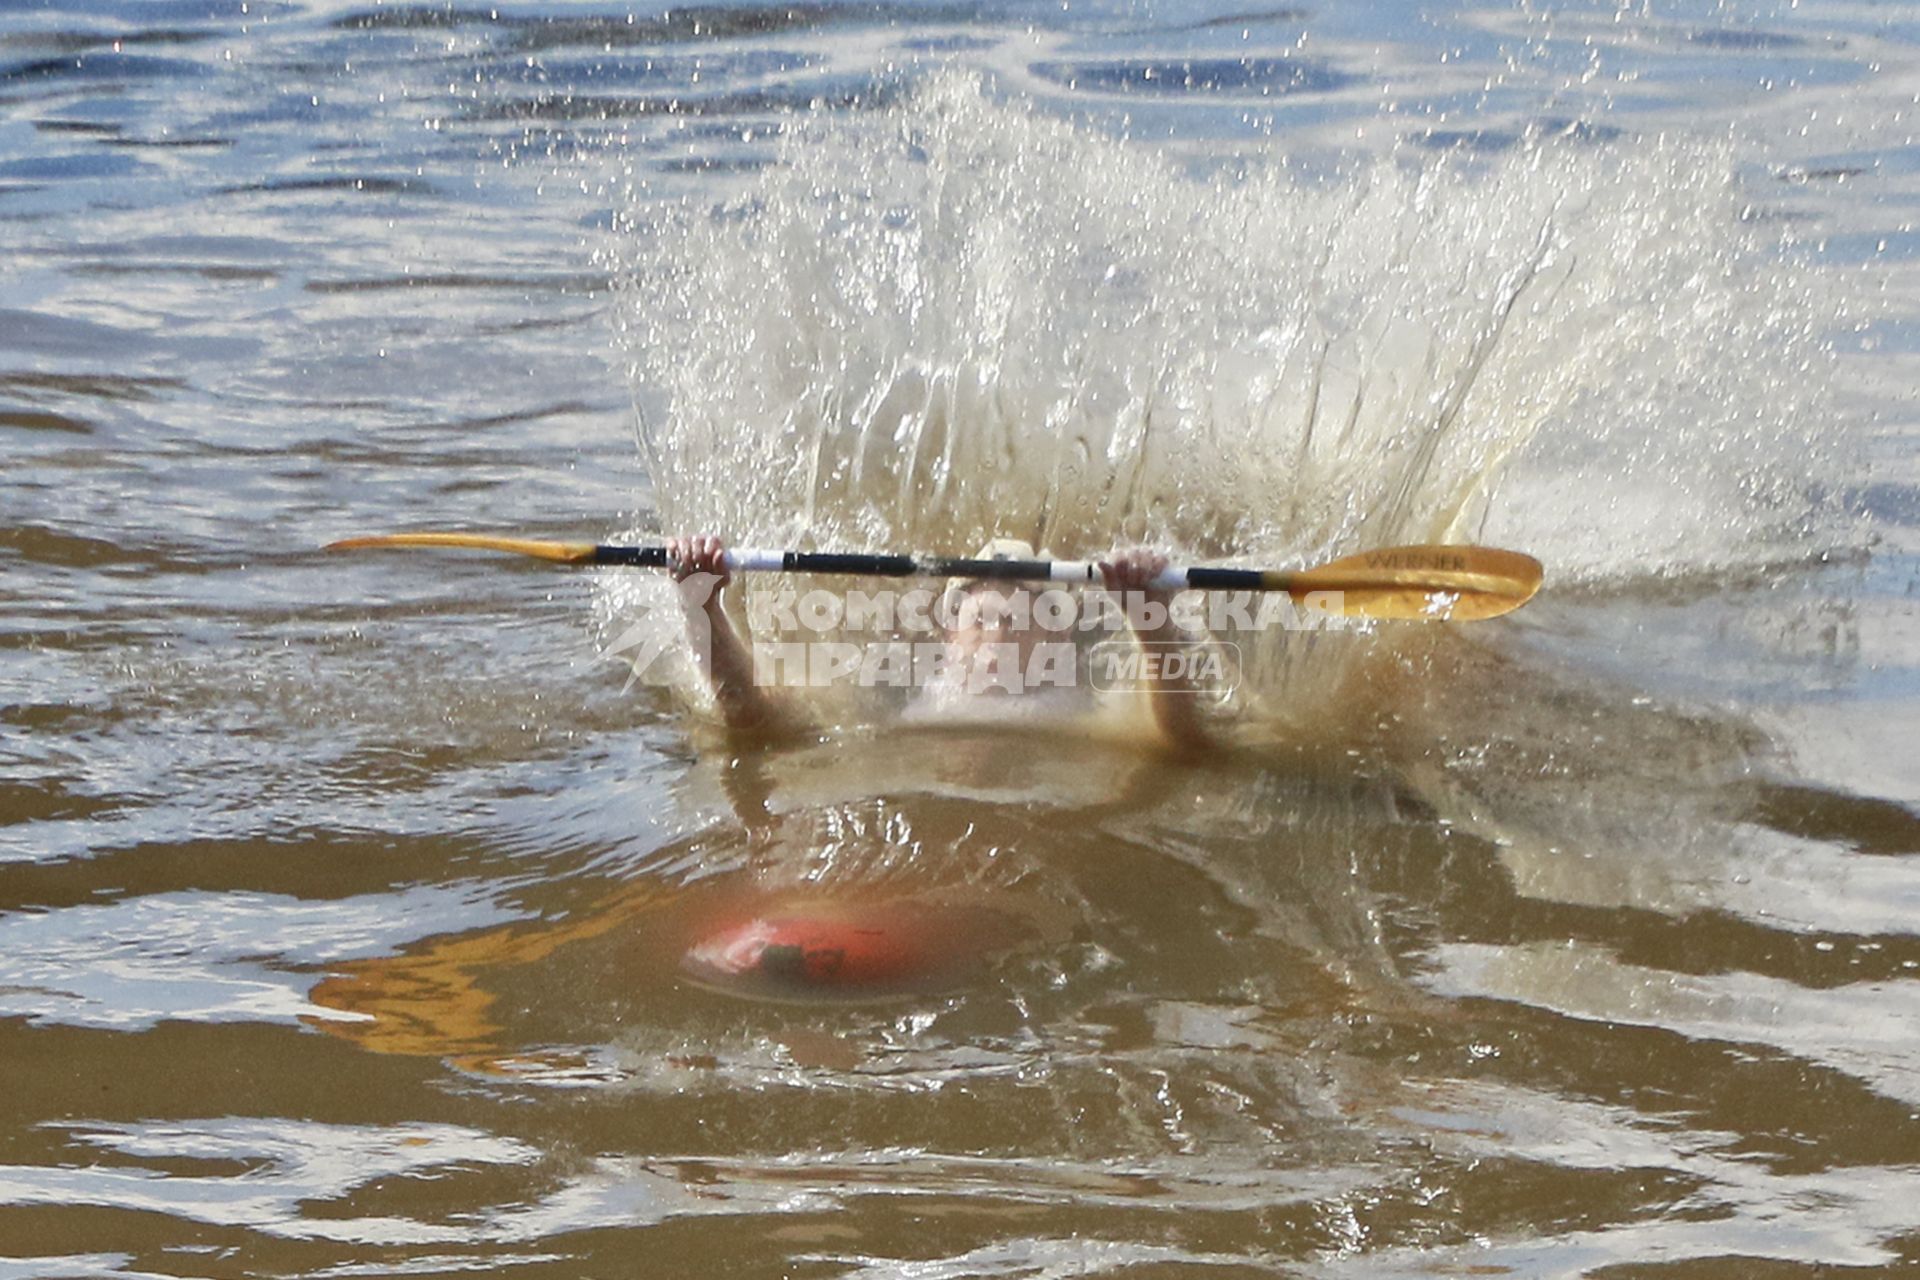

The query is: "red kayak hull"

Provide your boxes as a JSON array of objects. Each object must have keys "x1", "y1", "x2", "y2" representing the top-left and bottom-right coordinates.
[{"x1": 682, "y1": 898, "x2": 1034, "y2": 1000}]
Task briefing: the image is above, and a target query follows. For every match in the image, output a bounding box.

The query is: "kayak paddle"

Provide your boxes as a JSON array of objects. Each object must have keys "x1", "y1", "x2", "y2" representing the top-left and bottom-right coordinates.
[{"x1": 326, "y1": 532, "x2": 1543, "y2": 622}]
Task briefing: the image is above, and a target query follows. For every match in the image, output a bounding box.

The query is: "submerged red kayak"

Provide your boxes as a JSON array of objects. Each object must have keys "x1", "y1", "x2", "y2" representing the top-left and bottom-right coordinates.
[{"x1": 682, "y1": 897, "x2": 1038, "y2": 1000}]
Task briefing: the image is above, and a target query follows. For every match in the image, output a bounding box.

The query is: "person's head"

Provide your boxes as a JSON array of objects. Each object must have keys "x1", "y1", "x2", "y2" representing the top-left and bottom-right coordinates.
[{"x1": 942, "y1": 538, "x2": 1043, "y2": 666}]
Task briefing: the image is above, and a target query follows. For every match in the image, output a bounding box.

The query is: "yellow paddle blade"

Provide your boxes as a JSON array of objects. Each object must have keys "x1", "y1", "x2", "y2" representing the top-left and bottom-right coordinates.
[
  {"x1": 325, "y1": 531, "x2": 599, "y2": 564},
  {"x1": 1281, "y1": 544, "x2": 1543, "y2": 622}
]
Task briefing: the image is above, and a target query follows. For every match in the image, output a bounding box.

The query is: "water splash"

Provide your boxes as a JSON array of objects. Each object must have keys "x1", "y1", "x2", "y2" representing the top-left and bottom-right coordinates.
[
  {"x1": 599, "y1": 73, "x2": 1849, "y2": 718},
  {"x1": 611, "y1": 73, "x2": 1840, "y2": 567}
]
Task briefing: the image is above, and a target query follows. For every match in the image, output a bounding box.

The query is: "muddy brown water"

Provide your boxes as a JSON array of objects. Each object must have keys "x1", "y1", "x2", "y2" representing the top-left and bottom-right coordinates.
[{"x1": 4, "y1": 1, "x2": 1920, "y2": 1275}]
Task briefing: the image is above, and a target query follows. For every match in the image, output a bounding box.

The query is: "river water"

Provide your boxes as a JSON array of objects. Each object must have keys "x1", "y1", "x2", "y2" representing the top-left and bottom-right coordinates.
[{"x1": 4, "y1": 0, "x2": 1919, "y2": 1275}]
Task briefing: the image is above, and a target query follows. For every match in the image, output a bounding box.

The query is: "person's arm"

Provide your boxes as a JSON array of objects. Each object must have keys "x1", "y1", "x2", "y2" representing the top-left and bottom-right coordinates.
[
  {"x1": 665, "y1": 534, "x2": 788, "y2": 735},
  {"x1": 1099, "y1": 546, "x2": 1212, "y2": 751}
]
